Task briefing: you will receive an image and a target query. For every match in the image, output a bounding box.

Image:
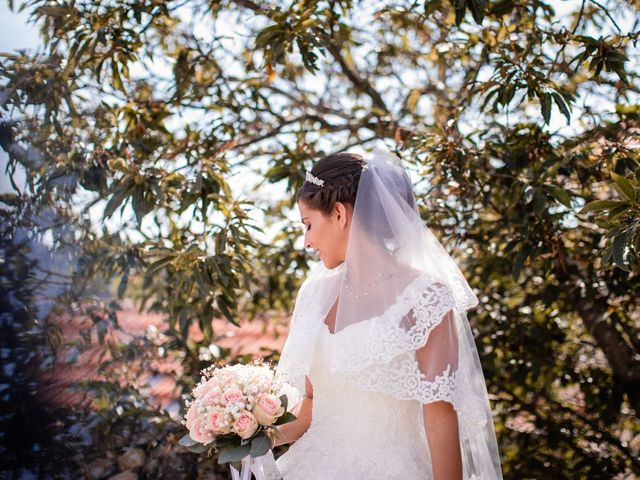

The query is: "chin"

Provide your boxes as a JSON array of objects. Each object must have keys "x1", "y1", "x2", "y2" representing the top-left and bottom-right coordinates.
[{"x1": 322, "y1": 259, "x2": 342, "y2": 270}]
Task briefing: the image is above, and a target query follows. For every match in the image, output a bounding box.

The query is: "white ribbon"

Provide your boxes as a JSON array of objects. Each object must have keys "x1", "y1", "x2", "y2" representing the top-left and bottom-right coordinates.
[
  {"x1": 229, "y1": 453, "x2": 277, "y2": 480},
  {"x1": 229, "y1": 455, "x2": 252, "y2": 480}
]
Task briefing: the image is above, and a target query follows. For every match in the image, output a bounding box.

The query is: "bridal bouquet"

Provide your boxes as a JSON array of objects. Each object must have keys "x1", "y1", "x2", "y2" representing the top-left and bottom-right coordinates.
[{"x1": 180, "y1": 360, "x2": 297, "y2": 479}]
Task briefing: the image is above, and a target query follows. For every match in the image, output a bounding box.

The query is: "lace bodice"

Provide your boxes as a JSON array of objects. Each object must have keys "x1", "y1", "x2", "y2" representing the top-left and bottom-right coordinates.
[{"x1": 273, "y1": 323, "x2": 433, "y2": 480}]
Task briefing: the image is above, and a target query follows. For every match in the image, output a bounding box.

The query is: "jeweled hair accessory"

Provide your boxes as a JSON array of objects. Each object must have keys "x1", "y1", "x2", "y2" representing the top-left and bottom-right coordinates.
[{"x1": 305, "y1": 170, "x2": 325, "y2": 187}]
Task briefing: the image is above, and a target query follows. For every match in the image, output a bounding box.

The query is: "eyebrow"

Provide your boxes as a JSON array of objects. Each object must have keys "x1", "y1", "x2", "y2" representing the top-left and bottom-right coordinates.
[{"x1": 301, "y1": 217, "x2": 309, "y2": 222}]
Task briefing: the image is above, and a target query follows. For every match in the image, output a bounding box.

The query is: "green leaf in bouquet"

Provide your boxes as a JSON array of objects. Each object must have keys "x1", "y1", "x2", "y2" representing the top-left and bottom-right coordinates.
[
  {"x1": 187, "y1": 443, "x2": 211, "y2": 454},
  {"x1": 279, "y1": 394, "x2": 288, "y2": 412},
  {"x1": 217, "y1": 443, "x2": 252, "y2": 464},
  {"x1": 179, "y1": 433, "x2": 199, "y2": 448},
  {"x1": 250, "y1": 432, "x2": 272, "y2": 458},
  {"x1": 179, "y1": 433, "x2": 212, "y2": 453},
  {"x1": 213, "y1": 433, "x2": 238, "y2": 448},
  {"x1": 274, "y1": 411, "x2": 297, "y2": 426}
]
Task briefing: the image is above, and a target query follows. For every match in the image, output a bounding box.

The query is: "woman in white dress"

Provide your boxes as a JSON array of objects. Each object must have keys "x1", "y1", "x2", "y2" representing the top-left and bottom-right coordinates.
[{"x1": 265, "y1": 149, "x2": 503, "y2": 480}]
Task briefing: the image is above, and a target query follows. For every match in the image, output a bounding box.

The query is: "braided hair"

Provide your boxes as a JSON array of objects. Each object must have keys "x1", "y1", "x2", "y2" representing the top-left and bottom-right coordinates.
[{"x1": 296, "y1": 152, "x2": 366, "y2": 215}]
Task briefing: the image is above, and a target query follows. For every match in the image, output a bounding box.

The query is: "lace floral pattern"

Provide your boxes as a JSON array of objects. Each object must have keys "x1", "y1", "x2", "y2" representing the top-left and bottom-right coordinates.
[
  {"x1": 351, "y1": 359, "x2": 458, "y2": 405},
  {"x1": 275, "y1": 328, "x2": 433, "y2": 480},
  {"x1": 332, "y1": 274, "x2": 457, "y2": 371},
  {"x1": 330, "y1": 274, "x2": 490, "y2": 437}
]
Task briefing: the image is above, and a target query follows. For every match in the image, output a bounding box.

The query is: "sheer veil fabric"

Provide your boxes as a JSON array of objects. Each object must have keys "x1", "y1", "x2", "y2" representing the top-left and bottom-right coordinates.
[{"x1": 275, "y1": 149, "x2": 503, "y2": 479}]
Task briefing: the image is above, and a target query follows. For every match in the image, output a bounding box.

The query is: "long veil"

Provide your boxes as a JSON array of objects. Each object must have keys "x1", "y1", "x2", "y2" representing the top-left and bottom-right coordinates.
[{"x1": 276, "y1": 148, "x2": 502, "y2": 480}]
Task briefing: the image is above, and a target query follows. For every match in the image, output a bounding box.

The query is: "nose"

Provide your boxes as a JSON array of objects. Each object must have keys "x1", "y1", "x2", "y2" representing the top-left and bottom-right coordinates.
[{"x1": 304, "y1": 232, "x2": 316, "y2": 253}]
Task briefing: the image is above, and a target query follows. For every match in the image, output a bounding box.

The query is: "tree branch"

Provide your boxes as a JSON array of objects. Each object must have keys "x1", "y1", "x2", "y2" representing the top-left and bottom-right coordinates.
[{"x1": 325, "y1": 41, "x2": 389, "y2": 114}]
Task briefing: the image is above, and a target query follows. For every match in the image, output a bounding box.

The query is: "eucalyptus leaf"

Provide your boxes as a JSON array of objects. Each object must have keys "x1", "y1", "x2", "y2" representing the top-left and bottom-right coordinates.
[
  {"x1": 274, "y1": 411, "x2": 297, "y2": 426},
  {"x1": 218, "y1": 443, "x2": 252, "y2": 464},
  {"x1": 179, "y1": 433, "x2": 198, "y2": 448},
  {"x1": 250, "y1": 434, "x2": 271, "y2": 458}
]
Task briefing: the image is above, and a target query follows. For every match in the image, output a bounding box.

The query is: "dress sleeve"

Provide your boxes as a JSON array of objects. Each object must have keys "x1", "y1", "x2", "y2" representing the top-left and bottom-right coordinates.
[
  {"x1": 331, "y1": 276, "x2": 460, "y2": 406},
  {"x1": 411, "y1": 303, "x2": 459, "y2": 406}
]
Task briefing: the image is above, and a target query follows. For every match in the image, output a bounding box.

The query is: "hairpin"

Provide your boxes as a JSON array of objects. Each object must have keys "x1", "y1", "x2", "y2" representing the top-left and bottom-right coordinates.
[{"x1": 305, "y1": 170, "x2": 325, "y2": 187}]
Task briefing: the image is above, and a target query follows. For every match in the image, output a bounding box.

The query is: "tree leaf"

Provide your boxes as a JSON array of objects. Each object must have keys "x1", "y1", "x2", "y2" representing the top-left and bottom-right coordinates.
[
  {"x1": 540, "y1": 92, "x2": 551, "y2": 124},
  {"x1": 118, "y1": 272, "x2": 129, "y2": 298},
  {"x1": 406, "y1": 89, "x2": 421, "y2": 113},
  {"x1": 551, "y1": 92, "x2": 571, "y2": 122},
  {"x1": 146, "y1": 255, "x2": 176, "y2": 274},
  {"x1": 454, "y1": 0, "x2": 465, "y2": 26},
  {"x1": 111, "y1": 60, "x2": 125, "y2": 93},
  {"x1": 611, "y1": 234, "x2": 629, "y2": 271},
  {"x1": 610, "y1": 171, "x2": 636, "y2": 201},
  {"x1": 255, "y1": 24, "x2": 284, "y2": 49},
  {"x1": 544, "y1": 184, "x2": 572, "y2": 207},
  {"x1": 511, "y1": 250, "x2": 527, "y2": 282},
  {"x1": 579, "y1": 200, "x2": 629, "y2": 214},
  {"x1": 104, "y1": 181, "x2": 133, "y2": 219},
  {"x1": 608, "y1": 204, "x2": 630, "y2": 222}
]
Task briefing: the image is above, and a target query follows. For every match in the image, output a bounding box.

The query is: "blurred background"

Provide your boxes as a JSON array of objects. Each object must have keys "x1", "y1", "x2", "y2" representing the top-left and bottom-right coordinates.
[{"x1": 1, "y1": 0, "x2": 639, "y2": 478}]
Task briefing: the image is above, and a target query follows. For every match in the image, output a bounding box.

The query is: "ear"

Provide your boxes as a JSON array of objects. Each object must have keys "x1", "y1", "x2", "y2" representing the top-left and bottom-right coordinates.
[{"x1": 334, "y1": 202, "x2": 349, "y2": 229}]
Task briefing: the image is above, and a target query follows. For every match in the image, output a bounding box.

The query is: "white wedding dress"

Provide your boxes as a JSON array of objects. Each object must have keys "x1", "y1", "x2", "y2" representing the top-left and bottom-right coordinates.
[
  {"x1": 274, "y1": 322, "x2": 433, "y2": 480},
  {"x1": 260, "y1": 149, "x2": 503, "y2": 480}
]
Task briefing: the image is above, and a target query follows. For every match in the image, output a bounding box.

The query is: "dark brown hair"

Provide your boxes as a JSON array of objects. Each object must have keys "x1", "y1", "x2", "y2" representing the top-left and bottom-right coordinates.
[{"x1": 296, "y1": 152, "x2": 367, "y2": 215}]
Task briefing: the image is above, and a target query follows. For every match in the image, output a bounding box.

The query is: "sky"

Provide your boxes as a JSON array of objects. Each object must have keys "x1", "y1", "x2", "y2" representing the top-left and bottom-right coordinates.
[{"x1": 0, "y1": 3, "x2": 40, "y2": 53}]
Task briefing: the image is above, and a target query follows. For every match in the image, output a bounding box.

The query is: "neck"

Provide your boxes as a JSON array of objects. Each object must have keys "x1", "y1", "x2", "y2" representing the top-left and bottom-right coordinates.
[{"x1": 344, "y1": 238, "x2": 395, "y2": 286}]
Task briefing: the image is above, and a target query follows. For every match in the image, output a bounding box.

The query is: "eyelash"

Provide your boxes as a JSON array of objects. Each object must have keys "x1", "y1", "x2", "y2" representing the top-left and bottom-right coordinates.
[{"x1": 305, "y1": 224, "x2": 311, "y2": 231}]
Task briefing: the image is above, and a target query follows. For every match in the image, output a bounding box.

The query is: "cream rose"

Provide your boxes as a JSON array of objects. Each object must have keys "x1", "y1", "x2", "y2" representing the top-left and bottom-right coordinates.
[
  {"x1": 207, "y1": 408, "x2": 231, "y2": 435},
  {"x1": 233, "y1": 410, "x2": 259, "y2": 439},
  {"x1": 253, "y1": 394, "x2": 285, "y2": 426}
]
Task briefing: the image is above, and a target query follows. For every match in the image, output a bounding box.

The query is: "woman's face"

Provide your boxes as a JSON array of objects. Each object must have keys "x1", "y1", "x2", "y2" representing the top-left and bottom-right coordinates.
[{"x1": 298, "y1": 199, "x2": 351, "y2": 269}]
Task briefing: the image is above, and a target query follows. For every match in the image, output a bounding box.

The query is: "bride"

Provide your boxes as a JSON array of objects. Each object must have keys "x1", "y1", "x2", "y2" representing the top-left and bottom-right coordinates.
[{"x1": 263, "y1": 149, "x2": 502, "y2": 480}]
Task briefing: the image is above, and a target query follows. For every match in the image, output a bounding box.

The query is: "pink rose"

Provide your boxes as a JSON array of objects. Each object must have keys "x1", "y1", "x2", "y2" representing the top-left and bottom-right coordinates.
[
  {"x1": 253, "y1": 394, "x2": 285, "y2": 426},
  {"x1": 202, "y1": 388, "x2": 221, "y2": 406},
  {"x1": 186, "y1": 405, "x2": 213, "y2": 444},
  {"x1": 221, "y1": 388, "x2": 244, "y2": 406},
  {"x1": 233, "y1": 410, "x2": 258, "y2": 439},
  {"x1": 186, "y1": 404, "x2": 200, "y2": 430},
  {"x1": 194, "y1": 379, "x2": 218, "y2": 399},
  {"x1": 207, "y1": 408, "x2": 231, "y2": 435}
]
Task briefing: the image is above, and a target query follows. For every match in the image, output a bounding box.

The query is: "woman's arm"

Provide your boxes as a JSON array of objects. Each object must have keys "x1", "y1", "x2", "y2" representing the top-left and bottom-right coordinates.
[
  {"x1": 423, "y1": 400, "x2": 462, "y2": 480},
  {"x1": 270, "y1": 375, "x2": 314, "y2": 447},
  {"x1": 416, "y1": 308, "x2": 462, "y2": 480}
]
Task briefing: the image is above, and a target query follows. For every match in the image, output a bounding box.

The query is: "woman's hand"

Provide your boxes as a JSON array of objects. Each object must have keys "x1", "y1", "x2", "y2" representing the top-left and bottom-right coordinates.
[{"x1": 268, "y1": 375, "x2": 314, "y2": 447}]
